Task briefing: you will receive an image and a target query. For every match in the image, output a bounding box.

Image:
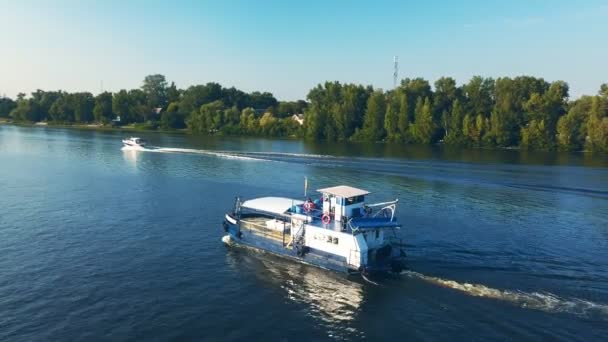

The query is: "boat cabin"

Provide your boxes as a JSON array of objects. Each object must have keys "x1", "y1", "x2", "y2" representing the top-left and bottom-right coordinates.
[{"x1": 317, "y1": 185, "x2": 370, "y2": 223}]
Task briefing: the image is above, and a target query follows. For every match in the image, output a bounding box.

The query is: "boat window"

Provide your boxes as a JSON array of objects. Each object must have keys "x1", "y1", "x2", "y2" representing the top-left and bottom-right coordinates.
[
  {"x1": 346, "y1": 196, "x2": 365, "y2": 205},
  {"x1": 375, "y1": 230, "x2": 379, "y2": 239}
]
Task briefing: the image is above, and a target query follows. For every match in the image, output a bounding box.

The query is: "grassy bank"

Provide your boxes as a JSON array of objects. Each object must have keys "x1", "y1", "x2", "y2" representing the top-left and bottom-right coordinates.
[{"x1": 0, "y1": 120, "x2": 188, "y2": 135}]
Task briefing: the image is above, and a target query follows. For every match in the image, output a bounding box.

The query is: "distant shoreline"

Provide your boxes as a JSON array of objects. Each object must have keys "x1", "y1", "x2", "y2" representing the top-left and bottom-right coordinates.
[
  {"x1": 0, "y1": 119, "x2": 188, "y2": 135},
  {"x1": 3, "y1": 120, "x2": 603, "y2": 155}
]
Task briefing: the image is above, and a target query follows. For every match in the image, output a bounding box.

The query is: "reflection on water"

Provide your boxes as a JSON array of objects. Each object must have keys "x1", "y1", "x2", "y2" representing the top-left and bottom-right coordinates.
[
  {"x1": 225, "y1": 249, "x2": 365, "y2": 340},
  {"x1": 122, "y1": 149, "x2": 140, "y2": 168}
]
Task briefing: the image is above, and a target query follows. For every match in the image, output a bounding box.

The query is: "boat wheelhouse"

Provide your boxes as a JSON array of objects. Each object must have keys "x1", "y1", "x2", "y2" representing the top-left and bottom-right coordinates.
[{"x1": 222, "y1": 185, "x2": 405, "y2": 275}]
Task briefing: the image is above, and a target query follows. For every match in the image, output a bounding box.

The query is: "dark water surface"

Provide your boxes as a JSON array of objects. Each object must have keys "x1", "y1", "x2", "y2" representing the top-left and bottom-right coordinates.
[{"x1": 1, "y1": 125, "x2": 607, "y2": 341}]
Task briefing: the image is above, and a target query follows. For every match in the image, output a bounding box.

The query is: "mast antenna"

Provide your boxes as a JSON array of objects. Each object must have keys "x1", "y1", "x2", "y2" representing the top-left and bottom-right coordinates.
[{"x1": 393, "y1": 56, "x2": 399, "y2": 89}]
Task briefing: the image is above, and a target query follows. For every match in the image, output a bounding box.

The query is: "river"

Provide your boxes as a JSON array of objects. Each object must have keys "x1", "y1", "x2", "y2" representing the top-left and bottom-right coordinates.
[{"x1": 1, "y1": 125, "x2": 607, "y2": 341}]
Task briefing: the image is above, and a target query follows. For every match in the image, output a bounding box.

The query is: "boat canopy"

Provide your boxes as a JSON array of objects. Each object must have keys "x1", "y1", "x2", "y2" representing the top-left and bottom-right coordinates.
[
  {"x1": 241, "y1": 197, "x2": 303, "y2": 216},
  {"x1": 317, "y1": 185, "x2": 370, "y2": 198}
]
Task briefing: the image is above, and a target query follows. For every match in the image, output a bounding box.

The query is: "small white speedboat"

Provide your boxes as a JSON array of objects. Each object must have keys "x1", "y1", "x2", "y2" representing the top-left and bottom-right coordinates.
[{"x1": 122, "y1": 137, "x2": 146, "y2": 149}]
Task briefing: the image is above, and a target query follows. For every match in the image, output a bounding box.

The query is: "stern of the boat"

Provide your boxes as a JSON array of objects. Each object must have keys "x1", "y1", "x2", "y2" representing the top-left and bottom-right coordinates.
[{"x1": 360, "y1": 243, "x2": 407, "y2": 276}]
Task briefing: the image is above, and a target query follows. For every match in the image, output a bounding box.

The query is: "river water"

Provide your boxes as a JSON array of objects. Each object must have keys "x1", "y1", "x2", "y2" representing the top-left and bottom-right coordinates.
[{"x1": 1, "y1": 125, "x2": 607, "y2": 341}]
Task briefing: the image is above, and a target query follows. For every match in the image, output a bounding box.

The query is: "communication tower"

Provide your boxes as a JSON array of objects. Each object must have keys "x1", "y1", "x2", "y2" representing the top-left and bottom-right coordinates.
[{"x1": 393, "y1": 56, "x2": 399, "y2": 89}]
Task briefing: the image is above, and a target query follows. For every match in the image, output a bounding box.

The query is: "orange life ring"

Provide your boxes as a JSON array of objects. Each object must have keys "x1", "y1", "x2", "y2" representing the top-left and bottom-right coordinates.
[{"x1": 322, "y1": 213, "x2": 331, "y2": 224}]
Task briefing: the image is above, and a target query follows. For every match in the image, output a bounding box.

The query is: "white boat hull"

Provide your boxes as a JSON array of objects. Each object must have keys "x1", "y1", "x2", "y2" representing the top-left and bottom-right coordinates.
[{"x1": 122, "y1": 137, "x2": 146, "y2": 150}]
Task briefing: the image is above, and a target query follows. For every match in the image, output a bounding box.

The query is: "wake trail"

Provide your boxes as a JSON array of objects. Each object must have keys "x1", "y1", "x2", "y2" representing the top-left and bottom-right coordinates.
[
  {"x1": 123, "y1": 147, "x2": 606, "y2": 198},
  {"x1": 123, "y1": 146, "x2": 269, "y2": 162},
  {"x1": 403, "y1": 270, "x2": 608, "y2": 320}
]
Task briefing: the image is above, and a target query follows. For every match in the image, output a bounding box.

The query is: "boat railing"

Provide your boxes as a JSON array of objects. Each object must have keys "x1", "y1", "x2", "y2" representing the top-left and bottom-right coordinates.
[
  {"x1": 291, "y1": 201, "x2": 324, "y2": 220},
  {"x1": 304, "y1": 207, "x2": 324, "y2": 220},
  {"x1": 365, "y1": 199, "x2": 398, "y2": 221},
  {"x1": 239, "y1": 216, "x2": 289, "y2": 246},
  {"x1": 285, "y1": 223, "x2": 304, "y2": 248},
  {"x1": 233, "y1": 197, "x2": 242, "y2": 218}
]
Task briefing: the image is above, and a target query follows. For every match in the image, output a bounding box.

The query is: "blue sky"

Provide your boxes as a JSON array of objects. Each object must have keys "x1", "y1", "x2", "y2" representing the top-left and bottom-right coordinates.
[{"x1": 1, "y1": 0, "x2": 607, "y2": 100}]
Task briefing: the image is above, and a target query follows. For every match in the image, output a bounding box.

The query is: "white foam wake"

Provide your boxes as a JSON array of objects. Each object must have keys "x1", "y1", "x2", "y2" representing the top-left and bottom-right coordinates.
[
  {"x1": 403, "y1": 270, "x2": 608, "y2": 319},
  {"x1": 123, "y1": 146, "x2": 267, "y2": 161},
  {"x1": 243, "y1": 151, "x2": 336, "y2": 159}
]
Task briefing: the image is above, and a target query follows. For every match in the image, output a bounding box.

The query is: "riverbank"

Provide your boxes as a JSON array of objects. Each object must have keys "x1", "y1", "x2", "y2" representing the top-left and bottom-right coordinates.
[
  {"x1": 0, "y1": 120, "x2": 306, "y2": 142},
  {"x1": 2, "y1": 119, "x2": 604, "y2": 155},
  {"x1": 0, "y1": 120, "x2": 188, "y2": 135}
]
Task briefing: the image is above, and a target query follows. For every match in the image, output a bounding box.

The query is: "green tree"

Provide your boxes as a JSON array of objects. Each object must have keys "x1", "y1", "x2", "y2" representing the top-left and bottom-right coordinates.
[
  {"x1": 557, "y1": 114, "x2": 580, "y2": 151},
  {"x1": 160, "y1": 102, "x2": 186, "y2": 129},
  {"x1": 600, "y1": 83, "x2": 608, "y2": 97},
  {"x1": 489, "y1": 78, "x2": 522, "y2": 146},
  {"x1": 127, "y1": 89, "x2": 152, "y2": 122},
  {"x1": 463, "y1": 76, "x2": 495, "y2": 118},
  {"x1": 30, "y1": 90, "x2": 61, "y2": 122},
  {"x1": 240, "y1": 107, "x2": 258, "y2": 134},
  {"x1": 521, "y1": 119, "x2": 552, "y2": 150},
  {"x1": 433, "y1": 77, "x2": 459, "y2": 126},
  {"x1": 223, "y1": 106, "x2": 240, "y2": 126},
  {"x1": 476, "y1": 114, "x2": 490, "y2": 145},
  {"x1": 112, "y1": 90, "x2": 134, "y2": 124},
  {"x1": 93, "y1": 92, "x2": 114, "y2": 123},
  {"x1": 259, "y1": 112, "x2": 277, "y2": 135},
  {"x1": 186, "y1": 100, "x2": 225, "y2": 133},
  {"x1": 462, "y1": 114, "x2": 474, "y2": 144},
  {"x1": 166, "y1": 81, "x2": 180, "y2": 104},
  {"x1": 0, "y1": 96, "x2": 16, "y2": 118},
  {"x1": 400, "y1": 78, "x2": 432, "y2": 123},
  {"x1": 444, "y1": 99, "x2": 464, "y2": 143},
  {"x1": 556, "y1": 95, "x2": 593, "y2": 151},
  {"x1": 72, "y1": 92, "x2": 95, "y2": 123},
  {"x1": 49, "y1": 94, "x2": 74, "y2": 122},
  {"x1": 179, "y1": 83, "x2": 223, "y2": 114},
  {"x1": 586, "y1": 96, "x2": 608, "y2": 152},
  {"x1": 10, "y1": 93, "x2": 42, "y2": 122},
  {"x1": 361, "y1": 91, "x2": 386, "y2": 141},
  {"x1": 142, "y1": 74, "x2": 168, "y2": 109},
  {"x1": 277, "y1": 100, "x2": 308, "y2": 118},
  {"x1": 397, "y1": 91, "x2": 409, "y2": 139},
  {"x1": 411, "y1": 97, "x2": 436, "y2": 144},
  {"x1": 384, "y1": 93, "x2": 399, "y2": 141}
]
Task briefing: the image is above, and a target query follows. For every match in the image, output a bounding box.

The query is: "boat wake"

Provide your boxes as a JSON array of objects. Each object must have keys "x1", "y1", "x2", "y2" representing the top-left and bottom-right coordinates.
[
  {"x1": 122, "y1": 146, "x2": 267, "y2": 162},
  {"x1": 120, "y1": 147, "x2": 608, "y2": 198},
  {"x1": 402, "y1": 270, "x2": 608, "y2": 320}
]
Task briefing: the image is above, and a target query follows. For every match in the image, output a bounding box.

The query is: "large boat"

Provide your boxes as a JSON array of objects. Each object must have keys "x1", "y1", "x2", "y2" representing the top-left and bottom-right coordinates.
[
  {"x1": 222, "y1": 185, "x2": 406, "y2": 276},
  {"x1": 122, "y1": 137, "x2": 146, "y2": 149}
]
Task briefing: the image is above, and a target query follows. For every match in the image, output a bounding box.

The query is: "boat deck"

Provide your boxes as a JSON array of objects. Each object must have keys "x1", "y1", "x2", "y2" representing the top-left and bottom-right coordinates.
[{"x1": 240, "y1": 216, "x2": 293, "y2": 247}]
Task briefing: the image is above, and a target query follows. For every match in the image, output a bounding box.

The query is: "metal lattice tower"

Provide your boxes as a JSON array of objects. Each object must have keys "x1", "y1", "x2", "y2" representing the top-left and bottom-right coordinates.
[{"x1": 393, "y1": 56, "x2": 399, "y2": 89}]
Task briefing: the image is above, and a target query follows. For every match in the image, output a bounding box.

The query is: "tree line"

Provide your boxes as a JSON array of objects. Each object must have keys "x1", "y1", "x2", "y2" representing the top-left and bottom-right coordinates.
[
  {"x1": 1, "y1": 74, "x2": 607, "y2": 152},
  {"x1": 0, "y1": 74, "x2": 306, "y2": 137},
  {"x1": 305, "y1": 77, "x2": 608, "y2": 153}
]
